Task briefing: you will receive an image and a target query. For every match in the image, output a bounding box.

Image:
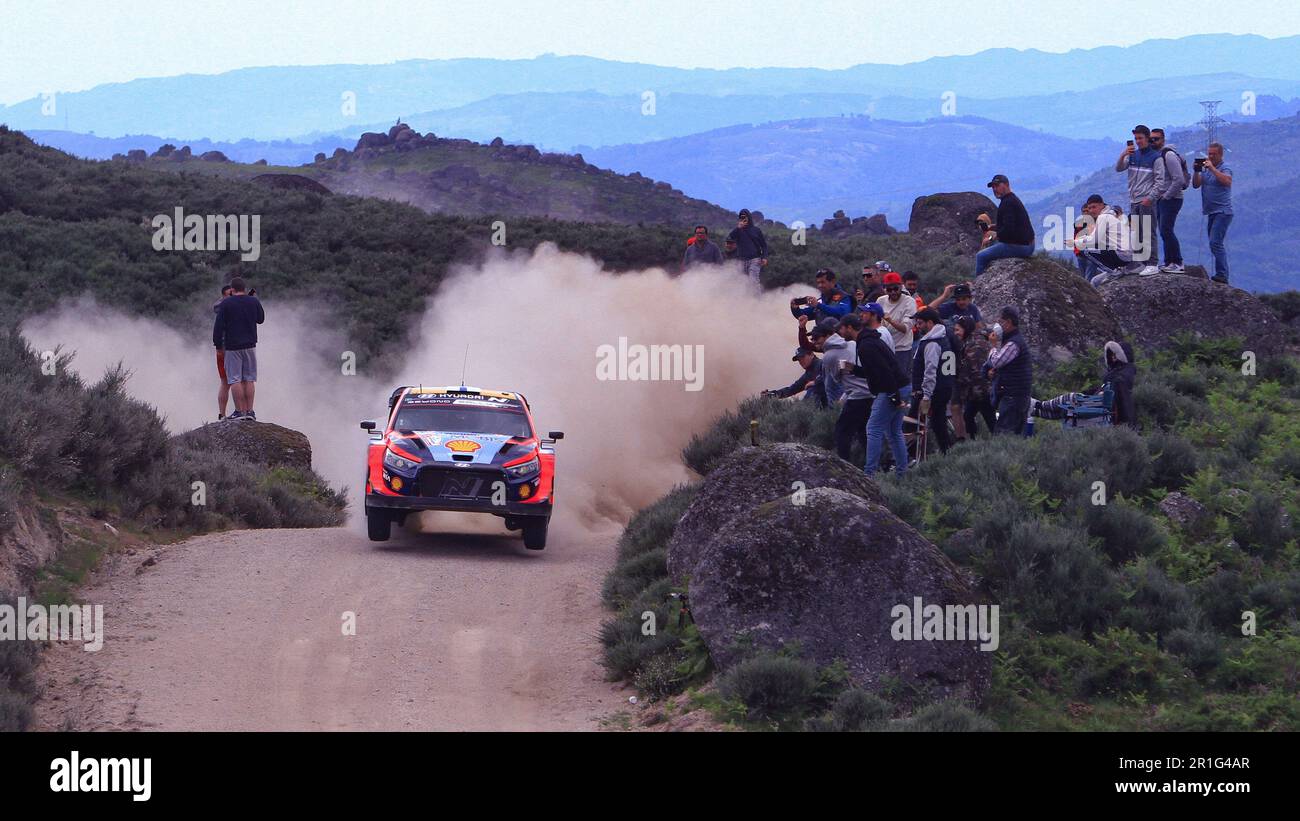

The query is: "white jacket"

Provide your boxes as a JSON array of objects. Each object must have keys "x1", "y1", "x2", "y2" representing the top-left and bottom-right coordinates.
[{"x1": 1075, "y1": 206, "x2": 1132, "y2": 261}]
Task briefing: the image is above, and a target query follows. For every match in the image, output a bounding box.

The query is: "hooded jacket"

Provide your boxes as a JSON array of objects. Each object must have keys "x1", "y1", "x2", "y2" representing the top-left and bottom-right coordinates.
[
  {"x1": 1074, "y1": 205, "x2": 1133, "y2": 261},
  {"x1": 849, "y1": 330, "x2": 908, "y2": 396},
  {"x1": 820, "y1": 333, "x2": 873, "y2": 401},
  {"x1": 1153, "y1": 145, "x2": 1188, "y2": 201},
  {"x1": 1095, "y1": 340, "x2": 1137, "y2": 428}
]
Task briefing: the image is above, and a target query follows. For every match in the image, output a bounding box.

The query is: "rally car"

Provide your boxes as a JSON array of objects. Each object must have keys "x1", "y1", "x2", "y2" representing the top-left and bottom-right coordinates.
[{"x1": 360, "y1": 385, "x2": 562, "y2": 548}]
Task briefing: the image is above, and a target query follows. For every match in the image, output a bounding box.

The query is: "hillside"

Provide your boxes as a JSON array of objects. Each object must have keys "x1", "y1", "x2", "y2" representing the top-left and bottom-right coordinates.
[
  {"x1": 585, "y1": 115, "x2": 1118, "y2": 226},
  {"x1": 23, "y1": 130, "x2": 351, "y2": 166},
  {"x1": 1032, "y1": 114, "x2": 1300, "y2": 293},
  {"x1": 4, "y1": 35, "x2": 1299, "y2": 141}
]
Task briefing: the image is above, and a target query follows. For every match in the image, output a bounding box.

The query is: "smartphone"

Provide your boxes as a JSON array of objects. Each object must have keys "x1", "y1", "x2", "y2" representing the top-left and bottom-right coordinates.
[{"x1": 1126, "y1": 139, "x2": 1135, "y2": 147}]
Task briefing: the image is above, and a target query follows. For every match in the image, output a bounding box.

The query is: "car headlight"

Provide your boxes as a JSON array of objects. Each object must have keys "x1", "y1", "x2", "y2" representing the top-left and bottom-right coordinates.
[
  {"x1": 504, "y1": 456, "x2": 539, "y2": 479},
  {"x1": 383, "y1": 449, "x2": 420, "y2": 472}
]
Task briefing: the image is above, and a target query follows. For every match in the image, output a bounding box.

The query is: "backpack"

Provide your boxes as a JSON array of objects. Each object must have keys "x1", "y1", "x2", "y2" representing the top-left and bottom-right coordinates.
[{"x1": 1160, "y1": 146, "x2": 1190, "y2": 191}]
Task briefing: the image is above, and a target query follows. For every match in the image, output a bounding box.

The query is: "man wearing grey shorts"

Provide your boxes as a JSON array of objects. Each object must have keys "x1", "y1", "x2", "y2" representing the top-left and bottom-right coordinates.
[{"x1": 212, "y1": 276, "x2": 265, "y2": 421}]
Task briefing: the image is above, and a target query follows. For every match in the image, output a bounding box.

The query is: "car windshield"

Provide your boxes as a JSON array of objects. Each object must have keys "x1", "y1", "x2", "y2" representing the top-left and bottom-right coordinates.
[{"x1": 393, "y1": 405, "x2": 532, "y2": 438}]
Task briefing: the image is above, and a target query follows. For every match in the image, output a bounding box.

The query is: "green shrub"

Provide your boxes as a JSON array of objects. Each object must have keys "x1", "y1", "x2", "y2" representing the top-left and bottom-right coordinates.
[
  {"x1": 890, "y1": 700, "x2": 997, "y2": 732},
  {"x1": 0, "y1": 592, "x2": 38, "y2": 731},
  {"x1": 602, "y1": 631, "x2": 681, "y2": 683},
  {"x1": 1147, "y1": 429, "x2": 1199, "y2": 490},
  {"x1": 718, "y1": 655, "x2": 820, "y2": 723},
  {"x1": 1115, "y1": 564, "x2": 1200, "y2": 640},
  {"x1": 615, "y1": 483, "x2": 697, "y2": 564},
  {"x1": 633, "y1": 651, "x2": 687, "y2": 700},
  {"x1": 1082, "y1": 497, "x2": 1167, "y2": 562},
  {"x1": 990, "y1": 519, "x2": 1119, "y2": 633},
  {"x1": 601, "y1": 548, "x2": 668, "y2": 609},
  {"x1": 1164, "y1": 628, "x2": 1225, "y2": 676},
  {"x1": 809, "y1": 688, "x2": 893, "y2": 732},
  {"x1": 683, "y1": 395, "x2": 836, "y2": 476}
]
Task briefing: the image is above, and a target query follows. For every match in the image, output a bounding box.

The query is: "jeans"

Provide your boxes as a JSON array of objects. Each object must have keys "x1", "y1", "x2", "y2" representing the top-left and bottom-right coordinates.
[
  {"x1": 834, "y1": 396, "x2": 872, "y2": 461},
  {"x1": 974, "y1": 242, "x2": 1034, "y2": 276},
  {"x1": 1076, "y1": 253, "x2": 1094, "y2": 281},
  {"x1": 1207, "y1": 212, "x2": 1232, "y2": 281},
  {"x1": 1128, "y1": 202, "x2": 1156, "y2": 265},
  {"x1": 741, "y1": 258, "x2": 763, "y2": 287},
  {"x1": 866, "y1": 386, "x2": 911, "y2": 476},
  {"x1": 1156, "y1": 198, "x2": 1183, "y2": 265},
  {"x1": 994, "y1": 393, "x2": 1030, "y2": 435}
]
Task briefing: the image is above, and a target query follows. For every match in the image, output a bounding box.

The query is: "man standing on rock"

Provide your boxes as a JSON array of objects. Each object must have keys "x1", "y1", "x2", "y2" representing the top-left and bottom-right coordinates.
[
  {"x1": 838, "y1": 313, "x2": 909, "y2": 476},
  {"x1": 727, "y1": 208, "x2": 768, "y2": 287},
  {"x1": 1150, "y1": 128, "x2": 1188, "y2": 274},
  {"x1": 974, "y1": 175, "x2": 1035, "y2": 276},
  {"x1": 213, "y1": 282, "x2": 234, "y2": 421},
  {"x1": 213, "y1": 276, "x2": 265, "y2": 421},
  {"x1": 879, "y1": 272, "x2": 917, "y2": 375},
  {"x1": 817, "y1": 319, "x2": 873, "y2": 461},
  {"x1": 1115, "y1": 125, "x2": 1159, "y2": 274},
  {"x1": 1193, "y1": 142, "x2": 1233, "y2": 284},
  {"x1": 985, "y1": 306, "x2": 1032, "y2": 435}
]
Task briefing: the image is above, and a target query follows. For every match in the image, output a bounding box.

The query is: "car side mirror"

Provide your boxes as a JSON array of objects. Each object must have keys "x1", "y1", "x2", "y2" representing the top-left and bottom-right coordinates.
[
  {"x1": 360, "y1": 420, "x2": 377, "y2": 432},
  {"x1": 548, "y1": 431, "x2": 564, "y2": 440}
]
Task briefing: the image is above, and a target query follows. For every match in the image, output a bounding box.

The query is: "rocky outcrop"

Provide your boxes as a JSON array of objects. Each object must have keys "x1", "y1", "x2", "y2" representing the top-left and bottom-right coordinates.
[
  {"x1": 1097, "y1": 274, "x2": 1288, "y2": 354},
  {"x1": 249, "y1": 173, "x2": 332, "y2": 195},
  {"x1": 971, "y1": 256, "x2": 1125, "y2": 367},
  {"x1": 666, "y1": 443, "x2": 884, "y2": 584},
  {"x1": 816, "y1": 210, "x2": 897, "y2": 239},
  {"x1": 688, "y1": 486, "x2": 993, "y2": 706},
  {"x1": 199, "y1": 150, "x2": 230, "y2": 162},
  {"x1": 172, "y1": 421, "x2": 313, "y2": 471},
  {"x1": 908, "y1": 192, "x2": 998, "y2": 253}
]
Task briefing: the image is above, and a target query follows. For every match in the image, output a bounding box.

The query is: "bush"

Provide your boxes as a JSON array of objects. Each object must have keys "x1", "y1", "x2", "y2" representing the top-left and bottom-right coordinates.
[
  {"x1": 989, "y1": 519, "x2": 1119, "y2": 634},
  {"x1": 1164, "y1": 628, "x2": 1225, "y2": 676},
  {"x1": 1147, "y1": 429, "x2": 1199, "y2": 490},
  {"x1": 1115, "y1": 564, "x2": 1200, "y2": 640},
  {"x1": 601, "y1": 548, "x2": 668, "y2": 609},
  {"x1": 809, "y1": 688, "x2": 893, "y2": 732},
  {"x1": 633, "y1": 651, "x2": 687, "y2": 700},
  {"x1": 683, "y1": 395, "x2": 836, "y2": 476},
  {"x1": 615, "y1": 483, "x2": 697, "y2": 564},
  {"x1": 0, "y1": 592, "x2": 38, "y2": 731},
  {"x1": 718, "y1": 655, "x2": 819, "y2": 723},
  {"x1": 1082, "y1": 497, "x2": 1167, "y2": 563},
  {"x1": 890, "y1": 700, "x2": 997, "y2": 732}
]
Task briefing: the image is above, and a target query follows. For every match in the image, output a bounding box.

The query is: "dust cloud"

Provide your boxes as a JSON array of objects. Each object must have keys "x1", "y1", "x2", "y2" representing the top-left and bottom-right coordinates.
[{"x1": 21, "y1": 245, "x2": 815, "y2": 536}]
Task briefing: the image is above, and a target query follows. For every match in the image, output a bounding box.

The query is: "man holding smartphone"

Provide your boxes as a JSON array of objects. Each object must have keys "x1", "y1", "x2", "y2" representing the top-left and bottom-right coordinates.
[
  {"x1": 1115, "y1": 125, "x2": 1159, "y2": 274},
  {"x1": 1193, "y1": 142, "x2": 1233, "y2": 284}
]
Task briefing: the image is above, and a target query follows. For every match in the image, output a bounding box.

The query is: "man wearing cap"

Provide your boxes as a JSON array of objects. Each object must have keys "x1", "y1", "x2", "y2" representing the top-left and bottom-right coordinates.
[
  {"x1": 909, "y1": 308, "x2": 956, "y2": 455},
  {"x1": 763, "y1": 346, "x2": 827, "y2": 408},
  {"x1": 930, "y1": 282, "x2": 983, "y2": 327},
  {"x1": 974, "y1": 174, "x2": 1035, "y2": 276},
  {"x1": 858, "y1": 301, "x2": 894, "y2": 346},
  {"x1": 805, "y1": 319, "x2": 845, "y2": 404},
  {"x1": 1115, "y1": 125, "x2": 1159, "y2": 274},
  {"x1": 839, "y1": 313, "x2": 910, "y2": 476},
  {"x1": 878, "y1": 271, "x2": 917, "y2": 375},
  {"x1": 985, "y1": 306, "x2": 1033, "y2": 435},
  {"x1": 727, "y1": 208, "x2": 768, "y2": 286},
  {"x1": 816, "y1": 318, "x2": 874, "y2": 460},
  {"x1": 1074, "y1": 193, "x2": 1137, "y2": 285},
  {"x1": 791, "y1": 268, "x2": 854, "y2": 323}
]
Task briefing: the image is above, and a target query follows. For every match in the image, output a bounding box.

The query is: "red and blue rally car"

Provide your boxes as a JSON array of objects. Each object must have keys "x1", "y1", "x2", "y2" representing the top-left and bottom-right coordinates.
[{"x1": 360, "y1": 385, "x2": 562, "y2": 549}]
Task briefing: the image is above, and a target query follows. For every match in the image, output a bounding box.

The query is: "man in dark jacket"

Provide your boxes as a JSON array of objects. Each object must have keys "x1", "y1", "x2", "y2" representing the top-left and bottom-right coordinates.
[
  {"x1": 975, "y1": 174, "x2": 1035, "y2": 276},
  {"x1": 682, "y1": 225, "x2": 724, "y2": 269},
  {"x1": 212, "y1": 277, "x2": 265, "y2": 421},
  {"x1": 986, "y1": 306, "x2": 1033, "y2": 434},
  {"x1": 764, "y1": 347, "x2": 827, "y2": 408},
  {"x1": 839, "y1": 313, "x2": 910, "y2": 476},
  {"x1": 1032, "y1": 340, "x2": 1137, "y2": 428},
  {"x1": 727, "y1": 208, "x2": 768, "y2": 287}
]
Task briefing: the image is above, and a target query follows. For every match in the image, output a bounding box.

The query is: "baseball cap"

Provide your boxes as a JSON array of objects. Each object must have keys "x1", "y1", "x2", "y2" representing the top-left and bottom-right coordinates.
[
  {"x1": 792, "y1": 346, "x2": 814, "y2": 361},
  {"x1": 874, "y1": 260, "x2": 892, "y2": 272},
  {"x1": 986, "y1": 174, "x2": 1009, "y2": 188},
  {"x1": 882, "y1": 272, "x2": 903, "y2": 286},
  {"x1": 1085, "y1": 194, "x2": 1105, "y2": 206},
  {"x1": 860, "y1": 302, "x2": 884, "y2": 317},
  {"x1": 953, "y1": 283, "x2": 972, "y2": 297}
]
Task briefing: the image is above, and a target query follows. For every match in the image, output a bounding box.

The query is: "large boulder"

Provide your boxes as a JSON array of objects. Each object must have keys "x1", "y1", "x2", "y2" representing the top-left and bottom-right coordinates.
[
  {"x1": 1097, "y1": 274, "x2": 1288, "y2": 354},
  {"x1": 250, "y1": 173, "x2": 332, "y2": 195},
  {"x1": 666, "y1": 443, "x2": 883, "y2": 584},
  {"x1": 971, "y1": 256, "x2": 1125, "y2": 368},
  {"x1": 690, "y1": 487, "x2": 993, "y2": 705},
  {"x1": 172, "y1": 421, "x2": 312, "y2": 472},
  {"x1": 908, "y1": 192, "x2": 998, "y2": 253},
  {"x1": 354, "y1": 131, "x2": 391, "y2": 151}
]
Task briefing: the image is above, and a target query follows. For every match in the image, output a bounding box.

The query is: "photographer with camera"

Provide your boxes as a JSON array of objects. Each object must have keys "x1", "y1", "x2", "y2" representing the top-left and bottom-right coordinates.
[
  {"x1": 974, "y1": 174, "x2": 1035, "y2": 276},
  {"x1": 790, "y1": 268, "x2": 854, "y2": 323},
  {"x1": 1192, "y1": 142, "x2": 1233, "y2": 284}
]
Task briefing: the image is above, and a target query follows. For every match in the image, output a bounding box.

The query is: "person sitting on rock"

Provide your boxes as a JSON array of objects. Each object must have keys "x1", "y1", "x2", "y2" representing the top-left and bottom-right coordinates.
[
  {"x1": 974, "y1": 174, "x2": 1035, "y2": 276},
  {"x1": 1074, "y1": 194, "x2": 1141, "y2": 286},
  {"x1": 763, "y1": 346, "x2": 827, "y2": 408},
  {"x1": 1031, "y1": 341, "x2": 1137, "y2": 428},
  {"x1": 791, "y1": 268, "x2": 854, "y2": 323}
]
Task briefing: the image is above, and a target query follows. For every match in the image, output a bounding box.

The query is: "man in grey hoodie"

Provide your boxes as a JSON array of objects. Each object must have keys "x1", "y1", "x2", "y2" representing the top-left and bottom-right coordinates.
[
  {"x1": 1114, "y1": 124, "x2": 1159, "y2": 274},
  {"x1": 1150, "y1": 128, "x2": 1187, "y2": 274},
  {"x1": 817, "y1": 320, "x2": 874, "y2": 461}
]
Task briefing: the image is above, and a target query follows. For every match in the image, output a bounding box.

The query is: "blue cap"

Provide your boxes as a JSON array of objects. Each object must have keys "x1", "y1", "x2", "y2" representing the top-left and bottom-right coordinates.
[{"x1": 860, "y1": 301, "x2": 885, "y2": 317}]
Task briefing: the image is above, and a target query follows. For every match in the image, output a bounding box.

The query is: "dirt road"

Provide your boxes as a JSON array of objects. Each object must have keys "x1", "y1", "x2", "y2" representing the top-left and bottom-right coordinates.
[{"x1": 35, "y1": 516, "x2": 627, "y2": 731}]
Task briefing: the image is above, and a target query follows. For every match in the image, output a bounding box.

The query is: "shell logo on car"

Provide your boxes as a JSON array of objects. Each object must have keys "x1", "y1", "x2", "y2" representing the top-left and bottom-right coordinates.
[{"x1": 444, "y1": 439, "x2": 482, "y2": 454}]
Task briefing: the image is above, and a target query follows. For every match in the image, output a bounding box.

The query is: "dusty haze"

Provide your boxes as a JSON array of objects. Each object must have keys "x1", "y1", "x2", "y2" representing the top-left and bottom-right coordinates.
[{"x1": 22, "y1": 245, "x2": 813, "y2": 535}]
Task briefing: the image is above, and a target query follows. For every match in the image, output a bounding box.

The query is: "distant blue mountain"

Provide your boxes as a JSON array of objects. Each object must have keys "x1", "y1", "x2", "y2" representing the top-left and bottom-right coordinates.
[{"x1": 2, "y1": 34, "x2": 1297, "y2": 141}]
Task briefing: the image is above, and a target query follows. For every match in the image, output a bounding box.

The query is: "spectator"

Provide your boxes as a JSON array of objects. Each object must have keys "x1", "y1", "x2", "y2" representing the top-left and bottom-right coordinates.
[
  {"x1": 1114, "y1": 125, "x2": 1160, "y2": 274},
  {"x1": 985, "y1": 306, "x2": 1033, "y2": 435},
  {"x1": 909, "y1": 308, "x2": 955, "y2": 455},
  {"x1": 953, "y1": 316, "x2": 996, "y2": 438},
  {"x1": 1193, "y1": 142, "x2": 1233, "y2": 284},
  {"x1": 840, "y1": 313, "x2": 910, "y2": 477},
  {"x1": 1150, "y1": 128, "x2": 1189, "y2": 274},
  {"x1": 1074, "y1": 194, "x2": 1139, "y2": 285},
  {"x1": 790, "y1": 268, "x2": 853, "y2": 322},
  {"x1": 727, "y1": 208, "x2": 768, "y2": 286},
  {"x1": 212, "y1": 276, "x2": 265, "y2": 421},
  {"x1": 213, "y1": 283, "x2": 234, "y2": 421},
  {"x1": 682, "y1": 225, "x2": 723, "y2": 268},
  {"x1": 856, "y1": 264, "x2": 885, "y2": 305},
  {"x1": 763, "y1": 346, "x2": 827, "y2": 408},
  {"x1": 723, "y1": 238, "x2": 738, "y2": 260},
  {"x1": 1032, "y1": 341, "x2": 1137, "y2": 429},
  {"x1": 805, "y1": 319, "x2": 845, "y2": 404},
  {"x1": 878, "y1": 272, "x2": 917, "y2": 376},
  {"x1": 858, "y1": 301, "x2": 893, "y2": 346},
  {"x1": 930, "y1": 282, "x2": 983, "y2": 326},
  {"x1": 818, "y1": 317, "x2": 874, "y2": 461},
  {"x1": 902, "y1": 271, "x2": 921, "y2": 299},
  {"x1": 974, "y1": 174, "x2": 1035, "y2": 276}
]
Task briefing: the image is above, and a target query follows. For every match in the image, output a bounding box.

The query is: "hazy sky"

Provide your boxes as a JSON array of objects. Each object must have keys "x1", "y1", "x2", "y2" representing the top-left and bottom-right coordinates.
[{"x1": 3, "y1": 0, "x2": 1299, "y2": 104}]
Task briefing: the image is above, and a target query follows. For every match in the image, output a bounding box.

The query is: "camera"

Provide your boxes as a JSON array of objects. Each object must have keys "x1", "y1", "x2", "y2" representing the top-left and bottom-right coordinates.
[{"x1": 1194, "y1": 158, "x2": 1206, "y2": 171}]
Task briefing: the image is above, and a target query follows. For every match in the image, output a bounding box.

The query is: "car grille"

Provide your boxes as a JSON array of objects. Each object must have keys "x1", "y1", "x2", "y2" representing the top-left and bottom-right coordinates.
[{"x1": 417, "y1": 466, "x2": 502, "y2": 500}]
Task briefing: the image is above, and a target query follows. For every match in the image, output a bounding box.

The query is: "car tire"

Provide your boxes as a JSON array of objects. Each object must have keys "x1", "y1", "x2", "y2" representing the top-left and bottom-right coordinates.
[
  {"x1": 522, "y1": 518, "x2": 548, "y2": 550},
  {"x1": 366, "y1": 506, "x2": 391, "y2": 542}
]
